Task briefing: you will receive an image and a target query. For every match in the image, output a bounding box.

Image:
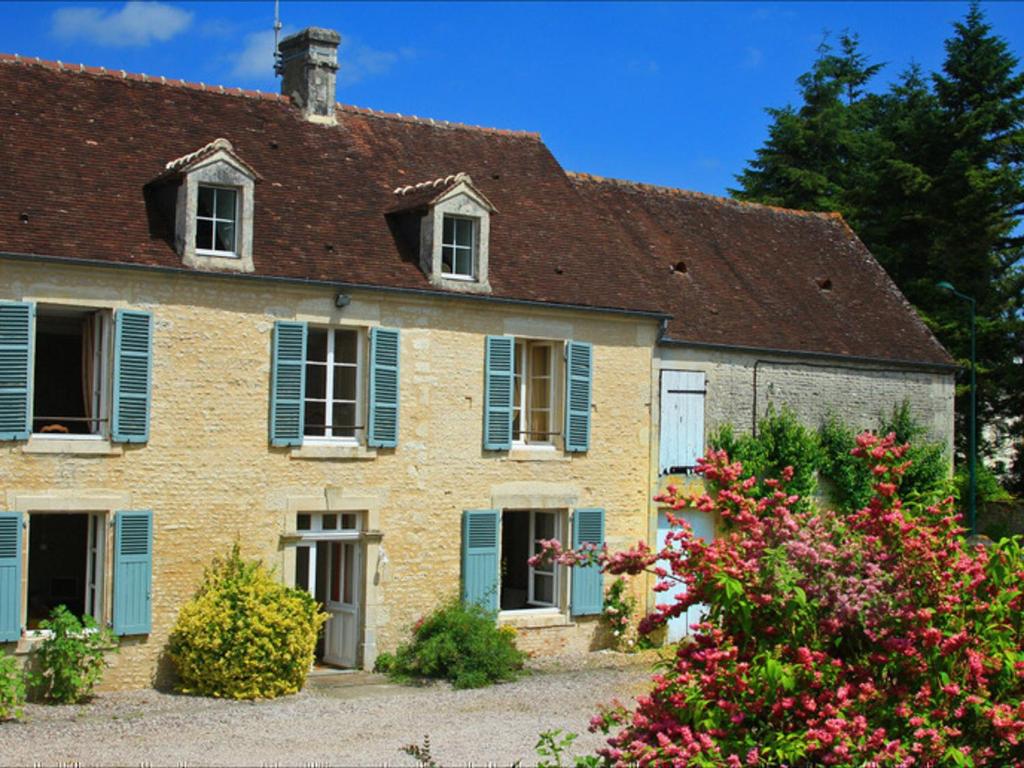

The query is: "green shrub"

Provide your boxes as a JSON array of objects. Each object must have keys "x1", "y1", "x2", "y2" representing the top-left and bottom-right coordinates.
[
  {"x1": 168, "y1": 545, "x2": 326, "y2": 700},
  {"x1": 0, "y1": 651, "x2": 25, "y2": 720},
  {"x1": 29, "y1": 605, "x2": 115, "y2": 704},
  {"x1": 378, "y1": 597, "x2": 525, "y2": 689}
]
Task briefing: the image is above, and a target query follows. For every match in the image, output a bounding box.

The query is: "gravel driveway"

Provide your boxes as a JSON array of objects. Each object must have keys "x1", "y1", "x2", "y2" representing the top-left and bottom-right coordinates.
[{"x1": 0, "y1": 652, "x2": 655, "y2": 766}]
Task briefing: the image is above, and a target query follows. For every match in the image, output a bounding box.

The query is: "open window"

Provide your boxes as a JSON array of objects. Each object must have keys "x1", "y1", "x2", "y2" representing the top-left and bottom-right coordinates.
[
  {"x1": 303, "y1": 327, "x2": 365, "y2": 442},
  {"x1": 27, "y1": 512, "x2": 106, "y2": 629},
  {"x1": 500, "y1": 510, "x2": 564, "y2": 611},
  {"x1": 512, "y1": 340, "x2": 560, "y2": 447},
  {"x1": 32, "y1": 306, "x2": 111, "y2": 437}
]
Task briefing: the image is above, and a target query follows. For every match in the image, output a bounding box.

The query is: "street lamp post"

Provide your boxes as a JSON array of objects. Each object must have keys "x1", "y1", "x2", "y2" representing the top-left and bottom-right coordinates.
[{"x1": 937, "y1": 281, "x2": 977, "y2": 536}]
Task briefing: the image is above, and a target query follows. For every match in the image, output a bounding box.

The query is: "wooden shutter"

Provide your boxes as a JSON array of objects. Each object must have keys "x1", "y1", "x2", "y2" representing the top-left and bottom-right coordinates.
[
  {"x1": 111, "y1": 309, "x2": 153, "y2": 443},
  {"x1": 564, "y1": 341, "x2": 593, "y2": 452},
  {"x1": 367, "y1": 327, "x2": 400, "y2": 448},
  {"x1": 113, "y1": 510, "x2": 153, "y2": 635},
  {"x1": 570, "y1": 507, "x2": 605, "y2": 616},
  {"x1": 483, "y1": 336, "x2": 514, "y2": 450},
  {"x1": 461, "y1": 509, "x2": 500, "y2": 614},
  {"x1": 0, "y1": 301, "x2": 33, "y2": 441},
  {"x1": 0, "y1": 512, "x2": 22, "y2": 642},
  {"x1": 269, "y1": 321, "x2": 307, "y2": 446},
  {"x1": 658, "y1": 371, "x2": 706, "y2": 474}
]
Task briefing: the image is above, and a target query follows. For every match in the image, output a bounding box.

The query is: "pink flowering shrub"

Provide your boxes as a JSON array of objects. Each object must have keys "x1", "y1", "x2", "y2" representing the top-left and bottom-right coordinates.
[{"x1": 534, "y1": 433, "x2": 1024, "y2": 766}]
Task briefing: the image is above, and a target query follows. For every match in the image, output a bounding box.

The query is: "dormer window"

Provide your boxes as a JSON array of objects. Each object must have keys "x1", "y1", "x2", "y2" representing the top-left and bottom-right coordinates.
[
  {"x1": 391, "y1": 172, "x2": 495, "y2": 294},
  {"x1": 157, "y1": 138, "x2": 259, "y2": 273},
  {"x1": 441, "y1": 215, "x2": 476, "y2": 279},
  {"x1": 196, "y1": 186, "x2": 239, "y2": 256}
]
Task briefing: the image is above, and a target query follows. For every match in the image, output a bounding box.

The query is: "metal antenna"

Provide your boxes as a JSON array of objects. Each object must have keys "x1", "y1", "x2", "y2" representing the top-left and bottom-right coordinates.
[{"x1": 273, "y1": 0, "x2": 283, "y2": 77}]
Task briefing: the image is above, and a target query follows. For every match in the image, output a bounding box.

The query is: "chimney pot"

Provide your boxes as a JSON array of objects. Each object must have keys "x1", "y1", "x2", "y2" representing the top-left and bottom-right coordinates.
[{"x1": 278, "y1": 27, "x2": 341, "y2": 124}]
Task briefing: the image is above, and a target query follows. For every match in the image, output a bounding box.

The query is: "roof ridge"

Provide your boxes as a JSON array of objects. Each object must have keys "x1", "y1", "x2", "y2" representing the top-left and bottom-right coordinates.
[
  {"x1": 0, "y1": 52, "x2": 541, "y2": 139},
  {"x1": 566, "y1": 170, "x2": 841, "y2": 221}
]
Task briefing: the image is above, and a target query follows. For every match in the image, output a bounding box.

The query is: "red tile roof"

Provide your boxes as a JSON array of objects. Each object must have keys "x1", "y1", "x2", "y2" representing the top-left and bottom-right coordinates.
[{"x1": 0, "y1": 55, "x2": 951, "y2": 367}]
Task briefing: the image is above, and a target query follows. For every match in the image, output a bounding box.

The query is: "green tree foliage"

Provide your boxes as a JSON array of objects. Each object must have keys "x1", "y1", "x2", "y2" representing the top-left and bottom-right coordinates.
[
  {"x1": 29, "y1": 606, "x2": 115, "y2": 704},
  {"x1": 733, "y1": 5, "x2": 1024, "y2": 489}
]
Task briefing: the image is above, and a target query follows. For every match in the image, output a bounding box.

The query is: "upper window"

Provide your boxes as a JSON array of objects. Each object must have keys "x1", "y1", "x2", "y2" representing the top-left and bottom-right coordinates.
[
  {"x1": 304, "y1": 327, "x2": 364, "y2": 441},
  {"x1": 441, "y1": 215, "x2": 476, "y2": 279},
  {"x1": 658, "y1": 370, "x2": 707, "y2": 475},
  {"x1": 195, "y1": 186, "x2": 238, "y2": 256},
  {"x1": 513, "y1": 339, "x2": 558, "y2": 446},
  {"x1": 33, "y1": 306, "x2": 111, "y2": 437}
]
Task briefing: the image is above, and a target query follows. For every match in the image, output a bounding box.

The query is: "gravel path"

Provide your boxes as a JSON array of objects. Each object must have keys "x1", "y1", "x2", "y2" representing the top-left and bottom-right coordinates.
[{"x1": 0, "y1": 652, "x2": 657, "y2": 767}]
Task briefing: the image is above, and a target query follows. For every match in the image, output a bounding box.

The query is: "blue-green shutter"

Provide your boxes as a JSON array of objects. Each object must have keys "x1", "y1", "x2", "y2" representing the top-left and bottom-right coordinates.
[
  {"x1": 483, "y1": 336, "x2": 514, "y2": 450},
  {"x1": 564, "y1": 341, "x2": 592, "y2": 452},
  {"x1": 0, "y1": 512, "x2": 23, "y2": 642},
  {"x1": 113, "y1": 510, "x2": 152, "y2": 635},
  {"x1": 462, "y1": 509, "x2": 499, "y2": 614},
  {"x1": 111, "y1": 310, "x2": 153, "y2": 443},
  {"x1": 368, "y1": 327, "x2": 400, "y2": 448},
  {"x1": 0, "y1": 302, "x2": 33, "y2": 441},
  {"x1": 269, "y1": 321, "x2": 307, "y2": 446},
  {"x1": 570, "y1": 507, "x2": 605, "y2": 616}
]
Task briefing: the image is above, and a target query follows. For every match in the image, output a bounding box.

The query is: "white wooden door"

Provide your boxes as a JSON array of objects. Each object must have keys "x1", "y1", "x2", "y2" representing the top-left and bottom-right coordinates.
[
  {"x1": 322, "y1": 540, "x2": 360, "y2": 668},
  {"x1": 656, "y1": 510, "x2": 715, "y2": 642}
]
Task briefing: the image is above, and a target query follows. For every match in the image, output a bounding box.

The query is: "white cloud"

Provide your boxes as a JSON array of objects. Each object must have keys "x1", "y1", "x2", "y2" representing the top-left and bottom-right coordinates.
[
  {"x1": 52, "y1": 2, "x2": 193, "y2": 47},
  {"x1": 229, "y1": 28, "x2": 412, "y2": 85}
]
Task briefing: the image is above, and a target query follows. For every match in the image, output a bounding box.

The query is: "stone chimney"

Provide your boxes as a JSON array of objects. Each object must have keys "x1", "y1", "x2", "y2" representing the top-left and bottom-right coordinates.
[{"x1": 277, "y1": 27, "x2": 341, "y2": 124}]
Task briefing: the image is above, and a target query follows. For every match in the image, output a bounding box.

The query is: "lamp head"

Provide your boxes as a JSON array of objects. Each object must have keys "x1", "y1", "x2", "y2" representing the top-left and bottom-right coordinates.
[{"x1": 936, "y1": 281, "x2": 956, "y2": 292}]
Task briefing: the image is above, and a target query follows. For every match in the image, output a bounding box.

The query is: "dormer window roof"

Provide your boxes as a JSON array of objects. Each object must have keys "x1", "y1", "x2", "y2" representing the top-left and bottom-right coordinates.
[
  {"x1": 160, "y1": 138, "x2": 258, "y2": 273},
  {"x1": 392, "y1": 173, "x2": 495, "y2": 294}
]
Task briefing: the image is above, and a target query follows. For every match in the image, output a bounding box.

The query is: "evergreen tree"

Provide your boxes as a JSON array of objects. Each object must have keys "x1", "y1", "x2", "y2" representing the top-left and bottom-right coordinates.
[{"x1": 734, "y1": 4, "x2": 1024, "y2": 485}]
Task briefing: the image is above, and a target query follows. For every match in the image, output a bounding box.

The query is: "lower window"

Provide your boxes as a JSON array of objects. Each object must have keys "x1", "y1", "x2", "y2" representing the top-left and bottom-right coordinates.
[
  {"x1": 27, "y1": 512, "x2": 106, "y2": 629},
  {"x1": 500, "y1": 510, "x2": 563, "y2": 611}
]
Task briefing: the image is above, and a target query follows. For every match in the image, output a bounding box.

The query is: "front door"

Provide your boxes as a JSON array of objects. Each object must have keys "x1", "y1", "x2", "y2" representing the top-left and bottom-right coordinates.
[
  {"x1": 295, "y1": 535, "x2": 362, "y2": 668},
  {"x1": 655, "y1": 509, "x2": 715, "y2": 642}
]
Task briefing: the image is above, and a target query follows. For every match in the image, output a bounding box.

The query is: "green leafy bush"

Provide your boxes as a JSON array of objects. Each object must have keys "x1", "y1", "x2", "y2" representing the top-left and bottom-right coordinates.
[
  {"x1": 29, "y1": 605, "x2": 115, "y2": 704},
  {"x1": 0, "y1": 651, "x2": 25, "y2": 720},
  {"x1": 169, "y1": 545, "x2": 326, "y2": 700},
  {"x1": 376, "y1": 597, "x2": 525, "y2": 689}
]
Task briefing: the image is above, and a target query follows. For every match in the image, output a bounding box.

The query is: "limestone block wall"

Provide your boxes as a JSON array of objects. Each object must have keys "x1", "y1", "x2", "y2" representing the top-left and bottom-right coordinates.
[{"x1": 0, "y1": 258, "x2": 659, "y2": 690}]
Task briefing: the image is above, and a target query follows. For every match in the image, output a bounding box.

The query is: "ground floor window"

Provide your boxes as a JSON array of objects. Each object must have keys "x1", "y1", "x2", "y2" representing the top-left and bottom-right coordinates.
[
  {"x1": 500, "y1": 510, "x2": 564, "y2": 611},
  {"x1": 27, "y1": 512, "x2": 106, "y2": 629}
]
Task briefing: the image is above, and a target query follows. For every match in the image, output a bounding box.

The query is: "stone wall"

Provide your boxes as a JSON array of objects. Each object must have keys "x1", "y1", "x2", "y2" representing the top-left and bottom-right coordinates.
[{"x1": 0, "y1": 258, "x2": 659, "y2": 690}]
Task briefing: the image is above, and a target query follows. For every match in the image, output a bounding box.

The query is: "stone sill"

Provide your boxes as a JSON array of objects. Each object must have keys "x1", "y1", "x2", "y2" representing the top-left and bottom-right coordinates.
[
  {"x1": 506, "y1": 446, "x2": 569, "y2": 463},
  {"x1": 290, "y1": 442, "x2": 378, "y2": 461},
  {"x1": 498, "y1": 610, "x2": 574, "y2": 630},
  {"x1": 22, "y1": 437, "x2": 123, "y2": 456}
]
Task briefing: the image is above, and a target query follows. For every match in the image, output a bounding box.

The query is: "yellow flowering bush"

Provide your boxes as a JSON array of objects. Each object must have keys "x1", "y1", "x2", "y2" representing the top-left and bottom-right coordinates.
[{"x1": 169, "y1": 545, "x2": 326, "y2": 700}]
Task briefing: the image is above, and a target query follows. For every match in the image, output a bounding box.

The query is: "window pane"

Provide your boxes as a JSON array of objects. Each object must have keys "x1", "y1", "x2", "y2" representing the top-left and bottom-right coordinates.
[
  {"x1": 333, "y1": 365, "x2": 357, "y2": 400},
  {"x1": 195, "y1": 218, "x2": 213, "y2": 250},
  {"x1": 531, "y1": 378, "x2": 551, "y2": 409},
  {"x1": 330, "y1": 542, "x2": 341, "y2": 602},
  {"x1": 307, "y1": 329, "x2": 328, "y2": 362},
  {"x1": 334, "y1": 330, "x2": 358, "y2": 364},
  {"x1": 305, "y1": 363, "x2": 326, "y2": 399},
  {"x1": 295, "y1": 546, "x2": 310, "y2": 591},
  {"x1": 304, "y1": 401, "x2": 325, "y2": 435},
  {"x1": 296, "y1": 514, "x2": 311, "y2": 530},
  {"x1": 341, "y1": 513, "x2": 357, "y2": 530},
  {"x1": 215, "y1": 188, "x2": 237, "y2": 220},
  {"x1": 531, "y1": 344, "x2": 551, "y2": 376},
  {"x1": 332, "y1": 402, "x2": 356, "y2": 436},
  {"x1": 455, "y1": 218, "x2": 473, "y2": 248},
  {"x1": 214, "y1": 221, "x2": 235, "y2": 252},
  {"x1": 455, "y1": 250, "x2": 473, "y2": 277},
  {"x1": 342, "y1": 542, "x2": 355, "y2": 604},
  {"x1": 529, "y1": 408, "x2": 549, "y2": 439},
  {"x1": 322, "y1": 514, "x2": 338, "y2": 530},
  {"x1": 441, "y1": 245, "x2": 455, "y2": 273},
  {"x1": 535, "y1": 512, "x2": 555, "y2": 540},
  {"x1": 534, "y1": 573, "x2": 554, "y2": 604},
  {"x1": 197, "y1": 186, "x2": 214, "y2": 217},
  {"x1": 443, "y1": 215, "x2": 454, "y2": 244}
]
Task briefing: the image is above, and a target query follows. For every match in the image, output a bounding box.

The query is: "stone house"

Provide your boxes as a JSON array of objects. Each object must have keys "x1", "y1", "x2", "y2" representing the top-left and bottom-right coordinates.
[{"x1": 0, "y1": 27, "x2": 953, "y2": 688}]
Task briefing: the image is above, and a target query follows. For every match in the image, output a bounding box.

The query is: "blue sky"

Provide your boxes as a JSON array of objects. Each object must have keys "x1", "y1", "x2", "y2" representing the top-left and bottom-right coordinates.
[{"x1": 3, "y1": 1, "x2": 1023, "y2": 196}]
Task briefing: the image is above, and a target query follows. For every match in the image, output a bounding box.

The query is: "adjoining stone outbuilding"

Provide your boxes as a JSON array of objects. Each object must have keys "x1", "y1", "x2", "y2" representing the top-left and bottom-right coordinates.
[{"x1": 0, "y1": 27, "x2": 954, "y2": 688}]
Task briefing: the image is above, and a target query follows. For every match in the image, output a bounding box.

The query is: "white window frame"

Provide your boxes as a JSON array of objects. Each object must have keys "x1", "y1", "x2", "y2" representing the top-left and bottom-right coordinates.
[
  {"x1": 25, "y1": 511, "x2": 108, "y2": 636},
  {"x1": 194, "y1": 184, "x2": 240, "y2": 258},
  {"x1": 440, "y1": 214, "x2": 477, "y2": 281},
  {"x1": 31, "y1": 307, "x2": 112, "y2": 440},
  {"x1": 303, "y1": 327, "x2": 365, "y2": 445},
  {"x1": 527, "y1": 511, "x2": 561, "y2": 608},
  {"x1": 513, "y1": 340, "x2": 558, "y2": 447}
]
